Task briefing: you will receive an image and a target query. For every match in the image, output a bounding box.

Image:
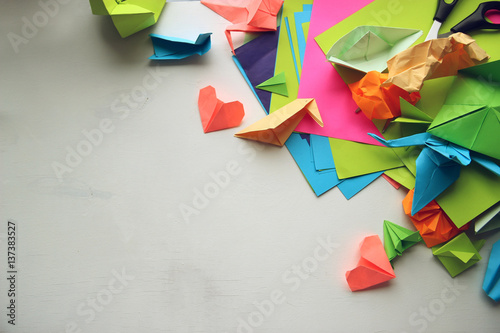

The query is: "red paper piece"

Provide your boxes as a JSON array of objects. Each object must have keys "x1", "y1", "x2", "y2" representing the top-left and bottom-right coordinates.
[
  {"x1": 346, "y1": 235, "x2": 396, "y2": 291},
  {"x1": 198, "y1": 85, "x2": 245, "y2": 133},
  {"x1": 348, "y1": 71, "x2": 421, "y2": 120},
  {"x1": 402, "y1": 189, "x2": 470, "y2": 248},
  {"x1": 382, "y1": 174, "x2": 401, "y2": 190}
]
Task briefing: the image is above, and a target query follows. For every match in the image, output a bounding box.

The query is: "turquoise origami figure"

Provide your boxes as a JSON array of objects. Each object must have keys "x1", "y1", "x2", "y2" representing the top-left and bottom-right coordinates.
[
  {"x1": 483, "y1": 239, "x2": 500, "y2": 302},
  {"x1": 149, "y1": 33, "x2": 212, "y2": 60},
  {"x1": 369, "y1": 132, "x2": 500, "y2": 215}
]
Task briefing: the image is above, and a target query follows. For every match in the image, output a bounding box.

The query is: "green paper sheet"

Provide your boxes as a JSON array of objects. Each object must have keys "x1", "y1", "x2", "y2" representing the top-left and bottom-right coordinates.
[
  {"x1": 329, "y1": 138, "x2": 404, "y2": 179},
  {"x1": 436, "y1": 163, "x2": 500, "y2": 229},
  {"x1": 315, "y1": 0, "x2": 500, "y2": 63},
  {"x1": 432, "y1": 233, "x2": 485, "y2": 277},
  {"x1": 383, "y1": 220, "x2": 422, "y2": 261},
  {"x1": 270, "y1": 0, "x2": 313, "y2": 113}
]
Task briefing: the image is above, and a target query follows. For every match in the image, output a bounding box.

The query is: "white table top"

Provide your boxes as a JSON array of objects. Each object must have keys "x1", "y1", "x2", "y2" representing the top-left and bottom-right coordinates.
[{"x1": 1, "y1": 1, "x2": 499, "y2": 332}]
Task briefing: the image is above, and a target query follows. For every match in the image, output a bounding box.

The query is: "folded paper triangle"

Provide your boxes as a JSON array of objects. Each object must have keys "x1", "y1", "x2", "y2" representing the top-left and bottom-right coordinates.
[
  {"x1": 432, "y1": 233, "x2": 485, "y2": 277},
  {"x1": 89, "y1": 0, "x2": 165, "y2": 38},
  {"x1": 198, "y1": 86, "x2": 245, "y2": 133},
  {"x1": 383, "y1": 220, "x2": 422, "y2": 261},
  {"x1": 346, "y1": 235, "x2": 396, "y2": 291},
  {"x1": 256, "y1": 72, "x2": 288, "y2": 96},
  {"x1": 234, "y1": 98, "x2": 323, "y2": 146}
]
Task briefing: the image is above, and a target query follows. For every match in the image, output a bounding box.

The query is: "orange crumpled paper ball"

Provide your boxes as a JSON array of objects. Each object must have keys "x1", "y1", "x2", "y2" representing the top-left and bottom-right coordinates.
[
  {"x1": 348, "y1": 71, "x2": 421, "y2": 120},
  {"x1": 402, "y1": 189, "x2": 469, "y2": 248}
]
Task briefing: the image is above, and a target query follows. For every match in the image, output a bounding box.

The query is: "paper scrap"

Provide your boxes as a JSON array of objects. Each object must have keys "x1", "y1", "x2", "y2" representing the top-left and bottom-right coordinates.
[
  {"x1": 256, "y1": 72, "x2": 288, "y2": 97},
  {"x1": 383, "y1": 33, "x2": 490, "y2": 93},
  {"x1": 346, "y1": 235, "x2": 396, "y2": 291},
  {"x1": 235, "y1": 99, "x2": 323, "y2": 146},
  {"x1": 149, "y1": 33, "x2": 212, "y2": 60},
  {"x1": 474, "y1": 203, "x2": 500, "y2": 234},
  {"x1": 403, "y1": 189, "x2": 470, "y2": 247},
  {"x1": 326, "y1": 26, "x2": 422, "y2": 73},
  {"x1": 89, "y1": 0, "x2": 165, "y2": 38},
  {"x1": 348, "y1": 71, "x2": 421, "y2": 120},
  {"x1": 432, "y1": 233, "x2": 485, "y2": 277},
  {"x1": 383, "y1": 220, "x2": 422, "y2": 261},
  {"x1": 198, "y1": 86, "x2": 244, "y2": 133},
  {"x1": 483, "y1": 240, "x2": 500, "y2": 302}
]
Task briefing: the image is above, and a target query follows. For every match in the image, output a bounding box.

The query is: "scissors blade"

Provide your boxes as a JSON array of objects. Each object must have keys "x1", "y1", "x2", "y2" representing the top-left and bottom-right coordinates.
[{"x1": 425, "y1": 20, "x2": 442, "y2": 41}]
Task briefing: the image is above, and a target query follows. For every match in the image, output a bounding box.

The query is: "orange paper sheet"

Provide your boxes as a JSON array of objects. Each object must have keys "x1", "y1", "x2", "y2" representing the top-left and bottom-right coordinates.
[
  {"x1": 198, "y1": 85, "x2": 245, "y2": 133},
  {"x1": 235, "y1": 98, "x2": 323, "y2": 146},
  {"x1": 348, "y1": 71, "x2": 421, "y2": 120},
  {"x1": 346, "y1": 235, "x2": 396, "y2": 292},
  {"x1": 403, "y1": 189, "x2": 470, "y2": 248},
  {"x1": 383, "y1": 33, "x2": 489, "y2": 93}
]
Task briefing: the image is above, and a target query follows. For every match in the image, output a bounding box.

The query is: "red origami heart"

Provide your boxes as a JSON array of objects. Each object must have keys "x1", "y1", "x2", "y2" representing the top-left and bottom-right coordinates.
[
  {"x1": 198, "y1": 85, "x2": 245, "y2": 133},
  {"x1": 346, "y1": 235, "x2": 396, "y2": 291}
]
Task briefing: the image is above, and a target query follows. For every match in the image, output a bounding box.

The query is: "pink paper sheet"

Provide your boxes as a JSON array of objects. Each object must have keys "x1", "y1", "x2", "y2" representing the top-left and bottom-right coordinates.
[{"x1": 295, "y1": 0, "x2": 382, "y2": 145}]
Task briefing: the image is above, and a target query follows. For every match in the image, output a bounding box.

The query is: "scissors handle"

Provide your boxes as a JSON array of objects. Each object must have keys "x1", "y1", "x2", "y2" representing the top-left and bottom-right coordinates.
[
  {"x1": 451, "y1": 2, "x2": 500, "y2": 33},
  {"x1": 434, "y1": 0, "x2": 460, "y2": 23}
]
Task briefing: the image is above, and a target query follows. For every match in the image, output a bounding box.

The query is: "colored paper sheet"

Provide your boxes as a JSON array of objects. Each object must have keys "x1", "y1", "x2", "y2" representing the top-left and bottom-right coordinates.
[
  {"x1": 436, "y1": 162, "x2": 500, "y2": 229},
  {"x1": 149, "y1": 33, "x2": 212, "y2": 60},
  {"x1": 305, "y1": 0, "x2": 500, "y2": 140},
  {"x1": 432, "y1": 233, "x2": 485, "y2": 278},
  {"x1": 427, "y1": 61, "x2": 500, "y2": 160},
  {"x1": 256, "y1": 72, "x2": 288, "y2": 97},
  {"x1": 329, "y1": 138, "x2": 403, "y2": 179},
  {"x1": 337, "y1": 171, "x2": 383, "y2": 200},
  {"x1": 383, "y1": 167, "x2": 415, "y2": 190},
  {"x1": 235, "y1": 99, "x2": 323, "y2": 146},
  {"x1": 234, "y1": 29, "x2": 280, "y2": 112},
  {"x1": 403, "y1": 189, "x2": 470, "y2": 247},
  {"x1": 326, "y1": 26, "x2": 422, "y2": 73},
  {"x1": 285, "y1": 134, "x2": 342, "y2": 196},
  {"x1": 310, "y1": 134, "x2": 335, "y2": 171},
  {"x1": 310, "y1": 135, "x2": 384, "y2": 199},
  {"x1": 474, "y1": 203, "x2": 500, "y2": 234},
  {"x1": 198, "y1": 86, "x2": 244, "y2": 133},
  {"x1": 349, "y1": 71, "x2": 421, "y2": 120},
  {"x1": 382, "y1": 174, "x2": 402, "y2": 190},
  {"x1": 346, "y1": 235, "x2": 396, "y2": 291},
  {"x1": 89, "y1": 0, "x2": 165, "y2": 38},
  {"x1": 269, "y1": 0, "x2": 313, "y2": 113},
  {"x1": 232, "y1": 28, "x2": 339, "y2": 197},
  {"x1": 295, "y1": 0, "x2": 381, "y2": 145},
  {"x1": 383, "y1": 220, "x2": 422, "y2": 261},
  {"x1": 294, "y1": 5, "x2": 312, "y2": 68},
  {"x1": 483, "y1": 240, "x2": 500, "y2": 302},
  {"x1": 383, "y1": 33, "x2": 489, "y2": 93}
]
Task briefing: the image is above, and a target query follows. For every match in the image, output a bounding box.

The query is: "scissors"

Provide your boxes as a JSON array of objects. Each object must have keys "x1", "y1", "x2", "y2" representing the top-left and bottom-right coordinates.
[{"x1": 425, "y1": 0, "x2": 500, "y2": 40}]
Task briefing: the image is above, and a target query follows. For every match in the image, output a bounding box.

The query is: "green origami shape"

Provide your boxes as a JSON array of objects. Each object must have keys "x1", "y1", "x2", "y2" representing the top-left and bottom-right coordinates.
[
  {"x1": 326, "y1": 26, "x2": 422, "y2": 73},
  {"x1": 392, "y1": 98, "x2": 434, "y2": 137},
  {"x1": 432, "y1": 233, "x2": 485, "y2": 277},
  {"x1": 89, "y1": 0, "x2": 165, "y2": 38},
  {"x1": 383, "y1": 220, "x2": 422, "y2": 261},
  {"x1": 427, "y1": 60, "x2": 500, "y2": 160},
  {"x1": 256, "y1": 72, "x2": 288, "y2": 97}
]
